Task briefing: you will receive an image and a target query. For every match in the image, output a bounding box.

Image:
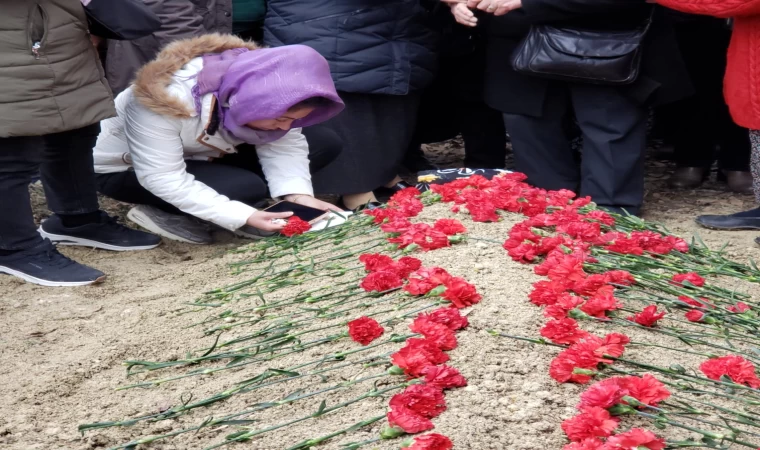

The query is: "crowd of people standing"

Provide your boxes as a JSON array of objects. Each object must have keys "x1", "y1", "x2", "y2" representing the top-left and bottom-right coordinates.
[{"x1": 1, "y1": 0, "x2": 759, "y2": 287}]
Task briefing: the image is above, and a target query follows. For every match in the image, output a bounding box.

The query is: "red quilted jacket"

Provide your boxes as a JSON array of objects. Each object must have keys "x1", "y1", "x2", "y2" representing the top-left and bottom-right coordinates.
[{"x1": 656, "y1": 0, "x2": 760, "y2": 130}]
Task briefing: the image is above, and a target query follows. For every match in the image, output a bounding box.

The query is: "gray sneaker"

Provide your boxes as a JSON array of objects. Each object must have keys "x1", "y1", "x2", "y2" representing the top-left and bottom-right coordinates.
[
  {"x1": 126, "y1": 206, "x2": 213, "y2": 245},
  {"x1": 234, "y1": 225, "x2": 277, "y2": 240}
]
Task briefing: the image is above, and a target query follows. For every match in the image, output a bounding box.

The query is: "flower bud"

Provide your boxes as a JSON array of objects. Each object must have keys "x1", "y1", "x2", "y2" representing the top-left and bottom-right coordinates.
[
  {"x1": 387, "y1": 365, "x2": 405, "y2": 376},
  {"x1": 380, "y1": 426, "x2": 406, "y2": 439}
]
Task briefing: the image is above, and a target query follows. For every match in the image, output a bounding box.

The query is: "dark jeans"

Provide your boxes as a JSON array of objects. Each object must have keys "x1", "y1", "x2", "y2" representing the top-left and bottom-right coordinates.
[
  {"x1": 0, "y1": 124, "x2": 101, "y2": 251},
  {"x1": 504, "y1": 83, "x2": 647, "y2": 213},
  {"x1": 96, "y1": 126, "x2": 342, "y2": 214}
]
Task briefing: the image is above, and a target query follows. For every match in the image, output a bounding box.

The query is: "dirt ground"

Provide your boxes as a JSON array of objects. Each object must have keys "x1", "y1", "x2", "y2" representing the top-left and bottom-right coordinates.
[{"x1": 0, "y1": 144, "x2": 758, "y2": 450}]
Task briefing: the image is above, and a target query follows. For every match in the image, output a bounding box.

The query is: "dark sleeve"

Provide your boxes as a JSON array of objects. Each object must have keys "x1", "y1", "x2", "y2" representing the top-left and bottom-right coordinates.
[
  {"x1": 520, "y1": 0, "x2": 647, "y2": 22},
  {"x1": 149, "y1": 0, "x2": 205, "y2": 45}
]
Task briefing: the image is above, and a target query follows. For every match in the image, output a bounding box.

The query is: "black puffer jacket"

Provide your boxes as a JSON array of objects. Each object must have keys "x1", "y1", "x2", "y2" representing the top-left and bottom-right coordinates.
[{"x1": 264, "y1": 0, "x2": 439, "y2": 95}]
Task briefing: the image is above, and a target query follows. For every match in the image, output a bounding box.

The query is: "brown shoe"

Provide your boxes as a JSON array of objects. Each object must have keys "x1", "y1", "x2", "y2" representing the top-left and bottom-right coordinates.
[
  {"x1": 668, "y1": 167, "x2": 707, "y2": 190},
  {"x1": 723, "y1": 170, "x2": 754, "y2": 194}
]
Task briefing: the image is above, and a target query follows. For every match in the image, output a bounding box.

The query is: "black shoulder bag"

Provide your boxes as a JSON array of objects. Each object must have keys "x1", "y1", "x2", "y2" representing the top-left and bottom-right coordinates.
[
  {"x1": 511, "y1": 9, "x2": 655, "y2": 85},
  {"x1": 83, "y1": 0, "x2": 161, "y2": 40}
]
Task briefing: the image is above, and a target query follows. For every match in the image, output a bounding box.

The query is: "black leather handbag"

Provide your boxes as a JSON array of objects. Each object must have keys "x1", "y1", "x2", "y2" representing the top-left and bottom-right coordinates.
[
  {"x1": 511, "y1": 10, "x2": 655, "y2": 85},
  {"x1": 83, "y1": 0, "x2": 161, "y2": 40}
]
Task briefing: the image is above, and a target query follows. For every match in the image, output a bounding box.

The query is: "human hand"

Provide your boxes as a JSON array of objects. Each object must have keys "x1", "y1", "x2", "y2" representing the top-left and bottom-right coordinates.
[
  {"x1": 246, "y1": 210, "x2": 293, "y2": 231},
  {"x1": 89, "y1": 34, "x2": 103, "y2": 48},
  {"x1": 473, "y1": 0, "x2": 522, "y2": 15},
  {"x1": 450, "y1": 3, "x2": 478, "y2": 27},
  {"x1": 284, "y1": 194, "x2": 346, "y2": 214}
]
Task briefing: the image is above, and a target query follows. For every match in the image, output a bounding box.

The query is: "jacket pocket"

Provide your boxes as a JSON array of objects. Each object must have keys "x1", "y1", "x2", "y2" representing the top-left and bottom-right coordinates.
[{"x1": 28, "y1": 3, "x2": 48, "y2": 59}]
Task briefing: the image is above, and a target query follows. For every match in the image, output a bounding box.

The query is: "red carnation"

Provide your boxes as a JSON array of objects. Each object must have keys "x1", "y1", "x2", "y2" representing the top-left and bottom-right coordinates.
[
  {"x1": 405, "y1": 267, "x2": 452, "y2": 296},
  {"x1": 390, "y1": 384, "x2": 446, "y2": 419},
  {"x1": 347, "y1": 316, "x2": 384, "y2": 345},
  {"x1": 421, "y1": 307, "x2": 469, "y2": 331},
  {"x1": 678, "y1": 295, "x2": 713, "y2": 309},
  {"x1": 387, "y1": 406, "x2": 434, "y2": 434},
  {"x1": 700, "y1": 355, "x2": 760, "y2": 388},
  {"x1": 504, "y1": 239, "x2": 540, "y2": 263},
  {"x1": 540, "y1": 318, "x2": 591, "y2": 345},
  {"x1": 597, "y1": 333, "x2": 630, "y2": 358},
  {"x1": 585, "y1": 210, "x2": 616, "y2": 226},
  {"x1": 605, "y1": 236, "x2": 644, "y2": 255},
  {"x1": 409, "y1": 316, "x2": 458, "y2": 351},
  {"x1": 618, "y1": 374, "x2": 670, "y2": 406},
  {"x1": 627, "y1": 305, "x2": 666, "y2": 327},
  {"x1": 671, "y1": 272, "x2": 705, "y2": 287},
  {"x1": 580, "y1": 287, "x2": 622, "y2": 319},
  {"x1": 572, "y1": 274, "x2": 610, "y2": 297},
  {"x1": 728, "y1": 302, "x2": 751, "y2": 313},
  {"x1": 663, "y1": 235, "x2": 689, "y2": 253},
  {"x1": 422, "y1": 364, "x2": 468, "y2": 390},
  {"x1": 360, "y1": 271, "x2": 404, "y2": 293},
  {"x1": 281, "y1": 216, "x2": 311, "y2": 237},
  {"x1": 359, "y1": 253, "x2": 394, "y2": 272},
  {"x1": 433, "y1": 218, "x2": 467, "y2": 236},
  {"x1": 602, "y1": 428, "x2": 665, "y2": 450},
  {"x1": 530, "y1": 280, "x2": 569, "y2": 307},
  {"x1": 381, "y1": 217, "x2": 413, "y2": 233},
  {"x1": 402, "y1": 433, "x2": 453, "y2": 450},
  {"x1": 561, "y1": 407, "x2": 619, "y2": 441},
  {"x1": 603, "y1": 270, "x2": 635, "y2": 286},
  {"x1": 544, "y1": 294, "x2": 585, "y2": 320},
  {"x1": 578, "y1": 379, "x2": 628, "y2": 410},
  {"x1": 441, "y1": 277, "x2": 482, "y2": 308},
  {"x1": 391, "y1": 337, "x2": 450, "y2": 377},
  {"x1": 563, "y1": 438, "x2": 604, "y2": 450},
  {"x1": 685, "y1": 310, "x2": 705, "y2": 322}
]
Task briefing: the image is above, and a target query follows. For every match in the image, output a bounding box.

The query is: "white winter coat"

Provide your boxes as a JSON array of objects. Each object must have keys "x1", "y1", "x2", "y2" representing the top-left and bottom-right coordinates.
[{"x1": 93, "y1": 35, "x2": 313, "y2": 231}]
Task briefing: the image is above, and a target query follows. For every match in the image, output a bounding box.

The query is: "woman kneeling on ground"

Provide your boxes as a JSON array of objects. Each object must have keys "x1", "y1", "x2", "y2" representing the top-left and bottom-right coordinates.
[{"x1": 93, "y1": 34, "x2": 345, "y2": 244}]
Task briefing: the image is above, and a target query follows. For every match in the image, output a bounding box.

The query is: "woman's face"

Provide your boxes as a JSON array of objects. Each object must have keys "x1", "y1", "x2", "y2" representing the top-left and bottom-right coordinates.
[{"x1": 246, "y1": 106, "x2": 315, "y2": 131}]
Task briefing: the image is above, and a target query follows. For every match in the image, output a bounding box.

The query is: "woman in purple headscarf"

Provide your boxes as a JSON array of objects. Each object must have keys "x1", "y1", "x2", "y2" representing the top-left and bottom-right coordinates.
[{"x1": 91, "y1": 34, "x2": 346, "y2": 244}]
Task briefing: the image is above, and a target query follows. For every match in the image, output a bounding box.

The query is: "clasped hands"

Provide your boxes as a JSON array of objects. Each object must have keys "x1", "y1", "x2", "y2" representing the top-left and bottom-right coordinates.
[{"x1": 442, "y1": 0, "x2": 523, "y2": 27}]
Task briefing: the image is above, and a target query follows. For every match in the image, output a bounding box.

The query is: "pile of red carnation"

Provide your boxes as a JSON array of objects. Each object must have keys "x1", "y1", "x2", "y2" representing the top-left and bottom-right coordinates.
[{"x1": 346, "y1": 247, "x2": 481, "y2": 444}]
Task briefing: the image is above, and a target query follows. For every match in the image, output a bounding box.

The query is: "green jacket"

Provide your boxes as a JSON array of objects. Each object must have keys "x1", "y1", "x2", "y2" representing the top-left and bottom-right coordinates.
[{"x1": 0, "y1": 0, "x2": 115, "y2": 137}]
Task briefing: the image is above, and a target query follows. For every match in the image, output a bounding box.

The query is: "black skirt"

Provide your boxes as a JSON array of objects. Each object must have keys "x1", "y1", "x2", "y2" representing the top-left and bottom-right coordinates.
[{"x1": 311, "y1": 92, "x2": 421, "y2": 195}]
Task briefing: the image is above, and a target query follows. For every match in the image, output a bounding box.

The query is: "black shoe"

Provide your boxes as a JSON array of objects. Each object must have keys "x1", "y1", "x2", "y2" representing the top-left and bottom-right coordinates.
[
  {"x1": 0, "y1": 240, "x2": 106, "y2": 287},
  {"x1": 696, "y1": 208, "x2": 760, "y2": 230},
  {"x1": 668, "y1": 167, "x2": 708, "y2": 190},
  {"x1": 755, "y1": 236, "x2": 760, "y2": 247},
  {"x1": 374, "y1": 181, "x2": 414, "y2": 203},
  {"x1": 40, "y1": 212, "x2": 161, "y2": 251}
]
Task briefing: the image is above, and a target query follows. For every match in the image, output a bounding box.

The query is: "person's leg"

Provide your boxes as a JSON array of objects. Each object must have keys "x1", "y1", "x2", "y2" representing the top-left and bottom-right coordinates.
[
  {"x1": 571, "y1": 85, "x2": 647, "y2": 215},
  {"x1": 0, "y1": 134, "x2": 107, "y2": 286},
  {"x1": 302, "y1": 126, "x2": 343, "y2": 174},
  {"x1": 39, "y1": 123, "x2": 101, "y2": 223},
  {"x1": 502, "y1": 84, "x2": 578, "y2": 192},
  {"x1": 461, "y1": 101, "x2": 507, "y2": 169},
  {"x1": 0, "y1": 135, "x2": 46, "y2": 252},
  {"x1": 751, "y1": 130, "x2": 760, "y2": 205},
  {"x1": 38, "y1": 124, "x2": 161, "y2": 250}
]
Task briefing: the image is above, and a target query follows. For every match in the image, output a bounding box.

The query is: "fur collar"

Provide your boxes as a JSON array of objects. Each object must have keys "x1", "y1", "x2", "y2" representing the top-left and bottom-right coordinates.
[{"x1": 132, "y1": 34, "x2": 260, "y2": 119}]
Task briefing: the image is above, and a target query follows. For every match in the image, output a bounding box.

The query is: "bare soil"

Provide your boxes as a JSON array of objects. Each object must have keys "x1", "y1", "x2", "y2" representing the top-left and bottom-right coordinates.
[{"x1": 1, "y1": 145, "x2": 758, "y2": 450}]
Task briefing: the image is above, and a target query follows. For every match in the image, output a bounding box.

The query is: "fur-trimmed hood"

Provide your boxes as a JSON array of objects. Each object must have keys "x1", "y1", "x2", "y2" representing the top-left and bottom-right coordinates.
[{"x1": 132, "y1": 34, "x2": 260, "y2": 119}]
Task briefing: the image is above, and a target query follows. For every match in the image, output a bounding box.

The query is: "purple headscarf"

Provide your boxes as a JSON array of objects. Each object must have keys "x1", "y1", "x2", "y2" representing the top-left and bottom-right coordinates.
[{"x1": 193, "y1": 45, "x2": 344, "y2": 145}]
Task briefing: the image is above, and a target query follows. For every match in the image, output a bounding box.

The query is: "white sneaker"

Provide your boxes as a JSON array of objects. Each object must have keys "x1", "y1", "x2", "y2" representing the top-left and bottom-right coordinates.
[{"x1": 127, "y1": 206, "x2": 213, "y2": 245}]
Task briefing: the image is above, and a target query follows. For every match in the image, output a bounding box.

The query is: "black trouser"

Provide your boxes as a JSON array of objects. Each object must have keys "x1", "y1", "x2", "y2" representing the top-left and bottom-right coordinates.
[
  {"x1": 657, "y1": 18, "x2": 750, "y2": 171},
  {"x1": 96, "y1": 126, "x2": 342, "y2": 215},
  {"x1": 0, "y1": 124, "x2": 101, "y2": 251},
  {"x1": 503, "y1": 83, "x2": 647, "y2": 213}
]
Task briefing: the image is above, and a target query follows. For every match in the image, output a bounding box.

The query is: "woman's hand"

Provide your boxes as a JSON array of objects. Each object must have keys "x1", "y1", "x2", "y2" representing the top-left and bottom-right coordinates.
[
  {"x1": 246, "y1": 210, "x2": 293, "y2": 231},
  {"x1": 284, "y1": 194, "x2": 346, "y2": 214},
  {"x1": 450, "y1": 3, "x2": 478, "y2": 27}
]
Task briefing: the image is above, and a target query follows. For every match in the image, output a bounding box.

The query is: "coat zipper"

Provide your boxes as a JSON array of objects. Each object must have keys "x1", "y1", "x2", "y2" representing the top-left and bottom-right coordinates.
[{"x1": 29, "y1": 4, "x2": 48, "y2": 59}]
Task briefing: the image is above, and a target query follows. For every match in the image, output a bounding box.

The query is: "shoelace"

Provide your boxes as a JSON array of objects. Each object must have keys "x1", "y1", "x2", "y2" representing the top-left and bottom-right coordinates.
[{"x1": 39, "y1": 244, "x2": 76, "y2": 269}]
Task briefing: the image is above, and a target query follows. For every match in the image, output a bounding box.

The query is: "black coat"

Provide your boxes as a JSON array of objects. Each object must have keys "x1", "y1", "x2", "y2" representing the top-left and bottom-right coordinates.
[
  {"x1": 263, "y1": 0, "x2": 439, "y2": 95},
  {"x1": 481, "y1": 0, "x2": 692, "y2": 116}
]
